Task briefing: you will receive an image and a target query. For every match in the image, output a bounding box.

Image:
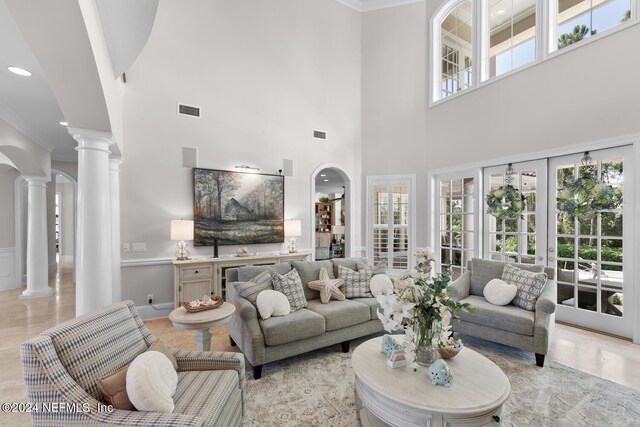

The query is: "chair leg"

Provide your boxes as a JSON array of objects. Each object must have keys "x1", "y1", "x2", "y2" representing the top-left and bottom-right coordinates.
[
  {"x1": 535, "y1": 353, "x2": 545, "y2": 367},
  {"x1": 341, "y1": 340, "x2": 351, "y2": 353},
  {"x1": 252, "y1": 365, "x2": 263, "y2": 379},
  {"x1": 229, "y1": 336, "x2": 236, "y2": 347}
]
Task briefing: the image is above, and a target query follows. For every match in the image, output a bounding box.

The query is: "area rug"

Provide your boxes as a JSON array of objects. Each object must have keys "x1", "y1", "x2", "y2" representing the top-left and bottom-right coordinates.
[{"x1": 243, "y1": 335, "x2": 640, "y2": 426}]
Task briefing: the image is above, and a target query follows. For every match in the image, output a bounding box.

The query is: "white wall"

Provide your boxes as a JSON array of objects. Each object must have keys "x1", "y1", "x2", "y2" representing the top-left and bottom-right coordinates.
[
  {"x1": 57, "y1": 181, "x2": 75, "y2": 260},
  {"x1": 361, "y1": 2, "x2": 640, "y2": 247},
  {"x1": 120, "y1": 0, "x2": 362, "y2": 306},
  {"x1": 0, "y1": 167, "x2": 18, "y2": 290}
]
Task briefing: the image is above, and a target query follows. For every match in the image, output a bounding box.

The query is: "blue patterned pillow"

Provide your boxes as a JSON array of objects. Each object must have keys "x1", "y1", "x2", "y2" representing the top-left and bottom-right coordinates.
[
  {"x1": 502, "y1": 264, "x2": 548, "y2": 311},
  {"x1": 270, "y1": 269, "x2": 308, "y2": 312}
]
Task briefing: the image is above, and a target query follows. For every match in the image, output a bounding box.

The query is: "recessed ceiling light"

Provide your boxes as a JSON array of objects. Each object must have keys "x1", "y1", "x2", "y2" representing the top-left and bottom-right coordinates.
[
  {"x1": 59, "y1": 121, "x2": 68, "y2": 126},
  {"x1": 7, "y1": 66, "x2": 32, "y2": 77},
  {"x1": 323, "y1": 179, "x2": 329, "y2": 182},
  {"x1": 496, "y1": 9, "x2": 506, "y2": 15},
  {"x1": 320, "y1": 174, "x2": 326, "y2": 177}
]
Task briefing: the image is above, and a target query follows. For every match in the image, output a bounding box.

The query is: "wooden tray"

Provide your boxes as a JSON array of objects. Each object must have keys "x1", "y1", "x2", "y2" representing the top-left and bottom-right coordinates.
[{"x1": 182, "y1": 296, "x2": 223, "y2": 313}]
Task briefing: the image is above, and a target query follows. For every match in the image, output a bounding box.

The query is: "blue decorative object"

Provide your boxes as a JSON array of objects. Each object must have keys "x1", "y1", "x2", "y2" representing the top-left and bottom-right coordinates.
[
  {"x1": 380, "y1": 334, "x2": 404, "y2": 358},
  {"x1": 428, "y1": 360, "x2": 453, "y2": 387}
]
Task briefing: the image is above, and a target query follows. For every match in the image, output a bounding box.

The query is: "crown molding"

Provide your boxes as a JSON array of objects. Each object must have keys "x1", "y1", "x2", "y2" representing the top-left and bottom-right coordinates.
[
  {"x1": 335, "y1": 0, "x2": 424, "y2": 12},
  {"x1": 0, "y1": 101, "x2": 54, "y2": 152}
]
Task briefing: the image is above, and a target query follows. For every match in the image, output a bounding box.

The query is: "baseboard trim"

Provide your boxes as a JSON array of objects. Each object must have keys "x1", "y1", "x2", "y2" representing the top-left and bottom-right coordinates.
[
  {"x1": 136, "y1": 302, "x2": 174, "y2": 320},
  {"x1": 0, "y1": 278, "x2": 20, "y2": 291}
]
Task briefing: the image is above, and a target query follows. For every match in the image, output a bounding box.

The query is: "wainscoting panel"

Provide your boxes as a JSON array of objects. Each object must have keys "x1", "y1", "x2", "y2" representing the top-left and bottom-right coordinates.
[{"x1": 0, "y1": 248, "x2": 18, "y2": 291}]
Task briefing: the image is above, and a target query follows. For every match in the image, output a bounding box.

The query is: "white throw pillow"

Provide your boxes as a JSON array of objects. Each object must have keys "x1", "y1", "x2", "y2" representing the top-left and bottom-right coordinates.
[
  {"x1": 126, "y1": 351, "x2": 178, "y2": 412},
  {"x1": 369, "y1": 274, "x2": 394, "y2": 297},
  {"x1": 483, "y1": 278, "x2": 518, "y2": 306},
  {"x1": 256, "y1": 290, "x2": 291, "y2": 320}
]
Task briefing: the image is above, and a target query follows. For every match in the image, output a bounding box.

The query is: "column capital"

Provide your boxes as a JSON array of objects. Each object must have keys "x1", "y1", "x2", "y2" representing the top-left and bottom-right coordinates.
[
  {"x1": 68, "y1": 127, "x2": 113, "y2": 153},
  {"x1": 109, "y1": 157, "x2": 123, "y2": 172},
  {"x1": 22, "y1": 175, "x2": 50, "y2": 186}
]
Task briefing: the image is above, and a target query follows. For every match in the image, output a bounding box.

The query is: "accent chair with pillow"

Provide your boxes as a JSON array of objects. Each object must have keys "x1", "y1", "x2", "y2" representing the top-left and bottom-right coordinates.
[
  {"x1": 446, "y1": 258, "x2": 557, "y2": 367},
  {"x1": 21, "y1": 301, "x2": 245, "y2": 426},
  {"x1": 226, "y1": 258, "x2": 385, "y2": 379}
]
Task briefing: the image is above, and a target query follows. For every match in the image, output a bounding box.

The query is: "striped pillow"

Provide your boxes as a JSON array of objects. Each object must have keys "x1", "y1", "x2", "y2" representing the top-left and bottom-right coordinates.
[
  {"x1": 502, "y1": 264, "x2": 548, "y2": 311},
  {"x1": 338, "y1": 265, "x2": 373, "y2": 298},
  {"x1": 234, "y1": 270, "x2": 273, "y2": 307}
]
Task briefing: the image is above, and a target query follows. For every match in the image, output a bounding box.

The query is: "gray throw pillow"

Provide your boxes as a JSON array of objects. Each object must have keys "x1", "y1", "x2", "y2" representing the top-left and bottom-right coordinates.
[
  {"x1": 356, "y1": 260, "x2": 387, "y2": 276},
  {"x1": 332, "y1": 257, "x2": 367, "y2": 277},
  {"x1": 270, "y1": 269, "x2": 308, "y2": 312},
  {"x1": 291, "y1": 260, "x2": 335, "y2": 300},
  {"x1": 502, "y1": 264, "x2": 548, "y2": 311},
  {"x1": 234, "y1": 270, "x2": 273, "y2": 307},
  {"x1": 338, "y1": 265, "x2": 373, "y2": 298}
]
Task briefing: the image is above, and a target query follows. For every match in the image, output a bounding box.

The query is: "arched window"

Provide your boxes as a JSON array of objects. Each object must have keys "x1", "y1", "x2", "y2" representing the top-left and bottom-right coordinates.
[{"x1": 433, "y1": 0, "x2": 474, "y2": 101}]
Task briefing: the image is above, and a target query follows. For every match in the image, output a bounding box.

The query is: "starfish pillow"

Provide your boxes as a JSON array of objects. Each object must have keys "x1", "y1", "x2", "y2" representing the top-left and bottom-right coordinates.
[{"x1": 308, "y1": 267, "x2": 345, "y2": 303}]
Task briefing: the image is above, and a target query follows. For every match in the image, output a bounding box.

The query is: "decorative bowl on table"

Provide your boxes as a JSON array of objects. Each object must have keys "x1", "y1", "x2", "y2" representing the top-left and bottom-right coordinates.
[
  {"x1": 182, "y1": 295, "x2": 223, "y2": 313},
  {"x1": 437, "y1": 345, "x2": 463, "y2": 359}
]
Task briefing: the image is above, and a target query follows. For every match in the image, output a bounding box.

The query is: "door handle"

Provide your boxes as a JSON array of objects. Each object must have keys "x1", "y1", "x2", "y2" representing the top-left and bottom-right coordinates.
[
  {"x1": 549, "y1": 256, "x2": 556, "y2": 262},
  {"x1": 548, "y1": 247, "x2": 555, "y2": 253},
  {"x1": 536, "y1": 256, "x2": 544, "y2": 261}
]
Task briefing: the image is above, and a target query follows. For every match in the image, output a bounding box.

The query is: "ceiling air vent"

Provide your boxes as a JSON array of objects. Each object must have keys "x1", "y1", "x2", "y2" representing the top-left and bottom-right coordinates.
[{"x1": 177, "y1": 103, "x2": 201, "y2": 118}]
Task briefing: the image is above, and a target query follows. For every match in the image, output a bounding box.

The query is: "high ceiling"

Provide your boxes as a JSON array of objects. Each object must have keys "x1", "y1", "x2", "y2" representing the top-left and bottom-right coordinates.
[{"x1": 0, "y1": 0, "x2": 77, "y2": 161}]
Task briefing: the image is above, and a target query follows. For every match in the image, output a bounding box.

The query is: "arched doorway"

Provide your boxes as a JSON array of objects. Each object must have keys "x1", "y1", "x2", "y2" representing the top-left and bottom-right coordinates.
[{"x1": 310, "y1": 164, "x2": 352, "y2": 261}]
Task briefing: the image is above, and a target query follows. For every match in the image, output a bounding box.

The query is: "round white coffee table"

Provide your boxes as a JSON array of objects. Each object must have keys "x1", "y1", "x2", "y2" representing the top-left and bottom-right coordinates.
[
  {"x1": 352, "y1": 336, "x2": 510, "y2": 427},
  {"x1": 169, "y1": 302, "x2": 235, "y2": 351}
]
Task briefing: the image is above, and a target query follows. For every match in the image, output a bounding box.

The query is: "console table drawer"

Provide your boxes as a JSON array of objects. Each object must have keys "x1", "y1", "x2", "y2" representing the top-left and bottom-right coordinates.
[{"x1": 180, "y1": 265, "x2": 213, "y2": 279}]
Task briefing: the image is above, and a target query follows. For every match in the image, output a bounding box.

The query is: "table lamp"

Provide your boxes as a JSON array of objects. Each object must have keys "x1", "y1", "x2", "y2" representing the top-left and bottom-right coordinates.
[
  {"x1": 284, "y1": 219, "x2": 302, "y2": 253},
  {"x1": 171, "y1": 219, "x2": 194, "y2": 260}
]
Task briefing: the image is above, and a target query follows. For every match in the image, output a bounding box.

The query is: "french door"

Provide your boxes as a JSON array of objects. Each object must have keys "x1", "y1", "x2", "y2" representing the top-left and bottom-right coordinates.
[
  {"x1": 483, "y1": 160, "x2": 548, "y2": 267},
  {"x1": 549, "y1": 146, "x2": 634, "y2": 338}
]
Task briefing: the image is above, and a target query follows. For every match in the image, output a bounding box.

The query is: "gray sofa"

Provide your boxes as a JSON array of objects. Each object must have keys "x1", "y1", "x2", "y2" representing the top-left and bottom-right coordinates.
[
  {"x1": 446, "y1": 258, "x2": 557, "y2": 367},
  {"x1": 226, "y1": 257, "x2": 384, "y2": 379}
]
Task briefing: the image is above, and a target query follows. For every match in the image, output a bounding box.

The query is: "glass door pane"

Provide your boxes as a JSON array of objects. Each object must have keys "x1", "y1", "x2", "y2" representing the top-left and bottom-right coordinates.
[
  {"x1": 549, "y1": 147, "x2": 633, "y2": 338},
  {"x1": 483, "y1": 160, "x2": 547, "y2": 266}
]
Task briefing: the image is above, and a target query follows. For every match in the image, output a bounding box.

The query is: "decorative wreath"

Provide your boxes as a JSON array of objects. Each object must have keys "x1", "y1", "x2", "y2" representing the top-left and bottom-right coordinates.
[
  {"x1": 485, "y1": 184, "x2": 525, "y2": 222},
  {"x1": 557, "y1": 174, "x2": 619, "y2": 220}
]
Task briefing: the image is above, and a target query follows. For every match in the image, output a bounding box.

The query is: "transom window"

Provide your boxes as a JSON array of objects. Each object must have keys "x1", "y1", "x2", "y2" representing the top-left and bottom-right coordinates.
[{"x1": 432, "y1": 0, "x2": 638, "y2": 102}]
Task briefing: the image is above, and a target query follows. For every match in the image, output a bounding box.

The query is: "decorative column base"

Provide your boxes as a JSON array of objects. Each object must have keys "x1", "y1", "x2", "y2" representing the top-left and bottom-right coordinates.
[{"x1": 19, "y1": 287, "x2": 55, "y2": 300}]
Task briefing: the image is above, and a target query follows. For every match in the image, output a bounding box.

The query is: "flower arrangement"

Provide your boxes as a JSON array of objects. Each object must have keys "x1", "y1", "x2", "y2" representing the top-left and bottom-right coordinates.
[
  {"x1": 376, "y1": 249, "x2": 474, "y2": 369},
  {"x1": 485, "y1": 184, "x2": 525, "y2": 221}
]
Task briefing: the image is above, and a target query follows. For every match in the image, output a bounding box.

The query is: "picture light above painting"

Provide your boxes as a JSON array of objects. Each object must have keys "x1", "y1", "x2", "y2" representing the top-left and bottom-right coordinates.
[{"x1": 193, "y1": 168, "x2": 285, "y2": 246}]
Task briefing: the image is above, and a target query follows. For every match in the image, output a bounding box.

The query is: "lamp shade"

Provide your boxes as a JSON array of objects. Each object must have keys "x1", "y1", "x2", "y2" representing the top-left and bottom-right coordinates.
[
  {"x1": 284, "y1": 220, "x2": 302, "y2": 237},
  {"x1": 171, "y1": 220, "x2": 194, "y2": 241}
]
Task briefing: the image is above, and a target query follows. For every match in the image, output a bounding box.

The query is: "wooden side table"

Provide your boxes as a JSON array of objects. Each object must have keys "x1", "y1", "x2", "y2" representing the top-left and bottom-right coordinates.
[{"x1": 168, "y1": 302, "x2": 236, "y2": 351}]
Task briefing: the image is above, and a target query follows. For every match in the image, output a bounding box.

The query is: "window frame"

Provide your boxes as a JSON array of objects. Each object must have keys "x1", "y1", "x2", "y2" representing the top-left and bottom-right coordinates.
[
  {"x1": 430, "y1": 0, "x2": 640, "y2": 106},
  {"x1": 366, "y1": 174, "x2": 417, "y2": 277}
]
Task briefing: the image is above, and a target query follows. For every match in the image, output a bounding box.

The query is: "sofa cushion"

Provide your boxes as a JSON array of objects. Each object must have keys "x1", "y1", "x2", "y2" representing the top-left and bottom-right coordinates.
[
  {"x1": 350, "y1": 298, "x2": 380, "y2": 320},
  {"x1": 291, "y1": 260, "x2": 335, "y2": 300},
  {"x1": 271, "y1": 269, "x2": 307, "y2": 312},
  {"x1": 332, "y1": 257, "x2": 367, "y2": 277},
  {"x1": 174, "y1": 370, "x2": 242, "y2": 426},
  {"x1": 259, "y1": 308, "x2": 325, "y2": 346},
  {"x1": 338, "y1": 265, "x2": 373, "y2": 298},
  {"x1": 306, "y1": 299, "x2": 371, "y2": 332},
  {"x1": 502, "y1": 264, "x2": 548, "y2": 311},
  {"x1": 470, "y1": 258, "x2": 544, "y2": 296},
  {"x1": 237, "y1": 263, "x2": 292, "y2": 282},
  {"x1": 357, "y1": 260, "x2": 387, "y2": 276},
  {"x1": 234, "y1": 270, "x2": 273, "y2": 307},
  {"x1": 457, "y1": 295, "x2": 535, "y2": 336}
]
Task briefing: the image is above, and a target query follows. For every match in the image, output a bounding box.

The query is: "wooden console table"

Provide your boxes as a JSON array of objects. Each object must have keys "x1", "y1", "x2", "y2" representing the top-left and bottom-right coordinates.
[{"x1": 173, "y1": 252, "x2": 310, "y2": 307}]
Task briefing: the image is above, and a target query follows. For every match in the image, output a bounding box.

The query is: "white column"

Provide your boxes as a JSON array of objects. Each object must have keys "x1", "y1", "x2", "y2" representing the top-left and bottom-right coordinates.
[
  {"x1": 20, "y1": 176, "x2": 55, "y2": 299},
  {"x1": 110, "y1": 157, "x2": 122, "y2": 303},
  {"x1": 69, "y1": 128, "x2": 114, "y2": 316}
]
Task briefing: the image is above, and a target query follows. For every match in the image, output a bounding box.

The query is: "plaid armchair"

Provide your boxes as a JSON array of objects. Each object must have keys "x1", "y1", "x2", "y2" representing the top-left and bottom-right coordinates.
[{"x1": 21, "y1": 301, "x2": 244, "y2": 426}]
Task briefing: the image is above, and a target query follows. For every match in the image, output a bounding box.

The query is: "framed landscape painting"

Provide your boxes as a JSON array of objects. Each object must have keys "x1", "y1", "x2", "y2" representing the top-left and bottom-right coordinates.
[{"x1": 193, "y1": 168, "x2": 284, "y2": 245}]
